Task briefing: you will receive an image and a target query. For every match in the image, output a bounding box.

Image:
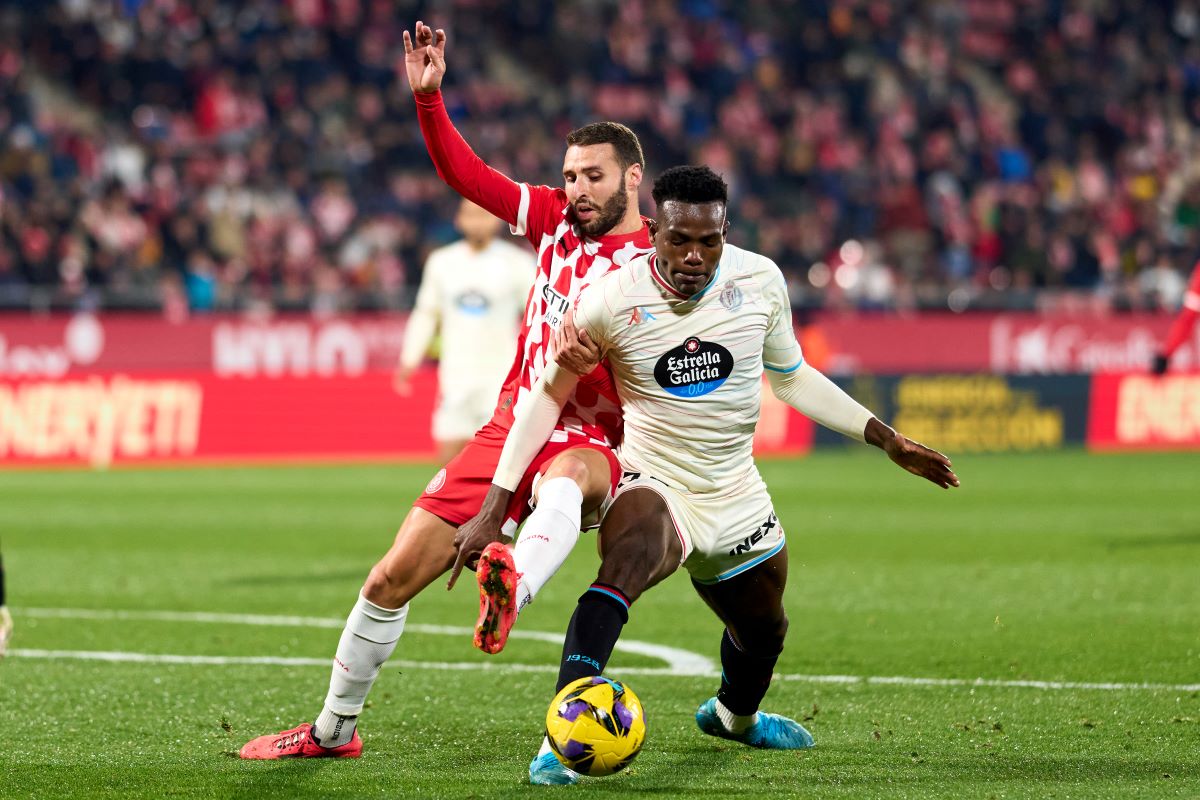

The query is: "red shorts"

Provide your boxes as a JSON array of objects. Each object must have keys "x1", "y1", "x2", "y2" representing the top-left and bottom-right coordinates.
[{"x1": 413, "y1": 419, "x2": 621, "y2": 532}]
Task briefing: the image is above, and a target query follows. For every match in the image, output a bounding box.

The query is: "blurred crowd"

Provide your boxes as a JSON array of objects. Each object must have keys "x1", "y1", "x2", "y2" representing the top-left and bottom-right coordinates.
[{"x1": 2, "y1": 0, "x2": 1200, "y2": 315}]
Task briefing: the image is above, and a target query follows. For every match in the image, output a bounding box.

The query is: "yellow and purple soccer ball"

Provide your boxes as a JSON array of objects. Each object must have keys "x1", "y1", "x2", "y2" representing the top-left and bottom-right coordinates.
[{"x1": 545, "y1": 676, "x2": 646, "y2": 776}]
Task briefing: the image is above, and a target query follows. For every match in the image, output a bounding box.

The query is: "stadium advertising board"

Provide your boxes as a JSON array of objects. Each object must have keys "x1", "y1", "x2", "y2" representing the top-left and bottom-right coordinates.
[
  {"x1": 816, "y1": 313, "x2": 1194, "y2": 373},
  {"x1": 0, "y1": 371, "x2": 813, "y2": 467},
  {"x1": 0, "y1": 372, "x2": 437, "y2": 467},
  {"x1": 2, "y1": 314, "x2": 1196, "y2": 465},
  {"x1": 1087, "y1": 373, "x2": 1200, "y2": 450},
  {"x1": 814, "y1": 374, "x2": 1092, "y2": 453},
  {"x1": 2, "y1": 312, "x2": 1193, "y2": 377}
]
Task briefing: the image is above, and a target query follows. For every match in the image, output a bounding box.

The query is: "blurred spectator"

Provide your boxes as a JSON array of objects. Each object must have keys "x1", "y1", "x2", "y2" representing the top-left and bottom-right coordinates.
[{"x1": 0, "y1": 0, "x2": 1199, "y2": 316}]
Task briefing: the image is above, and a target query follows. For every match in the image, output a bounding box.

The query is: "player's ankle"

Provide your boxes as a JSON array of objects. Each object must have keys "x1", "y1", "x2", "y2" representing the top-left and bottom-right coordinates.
[
  {"x1": 715, "y1": 698, "x2": 757, "y2": 734},
  {"x1": 313, "y1": 706, "x2": 358, "y2": 748},
  {"x1": 515, "y1": 577, "x2": 534, "y2": 612}
]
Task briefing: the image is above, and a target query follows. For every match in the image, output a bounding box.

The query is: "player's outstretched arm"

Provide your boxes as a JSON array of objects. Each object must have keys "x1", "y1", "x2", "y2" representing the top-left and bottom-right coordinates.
[
  {"x1": 766, "y1": 364, "x2": 958, "y2": 489},
  {"x1": 447, "y1": 363, "x2": 581, "y2": 588}
]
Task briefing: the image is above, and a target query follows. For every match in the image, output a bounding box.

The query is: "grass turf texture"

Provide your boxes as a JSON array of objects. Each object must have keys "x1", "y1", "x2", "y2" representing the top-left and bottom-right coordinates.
[{"x1": 1, "y1": 450, "x2": 1197, "y2": 799}]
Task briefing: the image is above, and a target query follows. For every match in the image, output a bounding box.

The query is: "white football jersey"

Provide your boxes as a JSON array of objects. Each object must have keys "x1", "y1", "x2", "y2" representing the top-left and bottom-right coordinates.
[
  {"x1": 401, "y1": 238, "x2": 534, "y2": 391},
  {"x1": 573, "y1": 243, "x2": 803, "y2": 495}
]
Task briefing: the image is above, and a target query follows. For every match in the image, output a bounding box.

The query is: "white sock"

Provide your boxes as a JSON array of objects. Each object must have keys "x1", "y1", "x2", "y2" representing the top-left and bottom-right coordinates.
[
  {"x1": 537, "y1": 736, "x2": 556, "y2": 758},
  {"x1": 511, "y1": 477, "x2": 583, "y2": 610},
  {"x1": 537, "y1": 735, "x2": 578, "y2": 775},
  {"x1": 715, "y1": 698, "x2": 758, "y2": 735},
  {"x1": 315, "y1": 593, "x2": 408, "y2": 746}
]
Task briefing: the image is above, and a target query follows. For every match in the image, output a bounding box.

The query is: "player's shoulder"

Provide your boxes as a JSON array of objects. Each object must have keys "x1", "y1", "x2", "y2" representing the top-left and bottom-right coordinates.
[
  {"x1": 577, "y1": 253, "x2": 648, "y2": 310},
  {"x1": 611, "y1": 252, "x2": 655, "y2": 294},
  {"x1": 720, "y1": 242, "x2": 783, "y2": 283},
  {"x1": 523, "y1": 183, "x2": 570, "y2": 215},
  {"x1": 425, "y1": 240, "x2": 463, "y2": 269},
  {"x1": 584, "y1": 257, "x2": 638, "y2": 297}
]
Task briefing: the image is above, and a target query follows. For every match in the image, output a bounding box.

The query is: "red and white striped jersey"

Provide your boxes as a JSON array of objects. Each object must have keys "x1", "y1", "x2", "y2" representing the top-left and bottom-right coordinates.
[
  {"x1": 499, "y1": 183, "x2": 652, "y2": 447},
  {"x1": 414, "y1": 89, "x2": 653, "y2": 448}
]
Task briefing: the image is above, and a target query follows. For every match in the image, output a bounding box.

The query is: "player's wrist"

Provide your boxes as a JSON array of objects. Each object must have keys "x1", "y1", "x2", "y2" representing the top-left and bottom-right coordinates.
[
  {"x1": 863, "y1": 417, "x2": 896, "y2": 451},
  {"x1": 479, "y1": 483, "x2": 513, "y2": 519}
]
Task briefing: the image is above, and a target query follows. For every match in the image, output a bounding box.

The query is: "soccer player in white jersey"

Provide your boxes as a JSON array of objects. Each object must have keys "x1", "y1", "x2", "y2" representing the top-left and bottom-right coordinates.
[
  {"x1": 238, "y1": 22, "x2": 653, "y2": 762},
  {"x1": 452, "y1": 166, "x2": 959, "y2": 783},
  {"x1": 395, "y1": 199, "x2": 534, "y2": 464}
]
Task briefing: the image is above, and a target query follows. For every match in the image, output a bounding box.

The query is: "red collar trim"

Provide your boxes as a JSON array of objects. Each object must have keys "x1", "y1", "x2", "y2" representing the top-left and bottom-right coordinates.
[{"x1": 649, "y1": 253, "x2": 690, "y2": 300}]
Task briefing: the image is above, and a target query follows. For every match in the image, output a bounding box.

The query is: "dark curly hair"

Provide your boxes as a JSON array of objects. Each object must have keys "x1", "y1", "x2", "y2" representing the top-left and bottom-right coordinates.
[{"x1": 651, "y1": 165, "x2": 728, "y2": 207}]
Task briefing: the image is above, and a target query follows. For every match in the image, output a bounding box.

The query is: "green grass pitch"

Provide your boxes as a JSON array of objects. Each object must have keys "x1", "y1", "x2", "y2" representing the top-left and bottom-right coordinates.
[{"x1": 1, "y1": 450, "x2": 1197, "y2": 799}]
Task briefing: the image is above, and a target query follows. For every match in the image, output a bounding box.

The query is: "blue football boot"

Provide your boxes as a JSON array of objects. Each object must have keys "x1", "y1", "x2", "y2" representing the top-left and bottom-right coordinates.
[
  {"x1": 696, "y1": 697, "x2": 815, "y2": 750},
  {"x1": 529, "y1": 751, "x2": 580, "y2": 785}
]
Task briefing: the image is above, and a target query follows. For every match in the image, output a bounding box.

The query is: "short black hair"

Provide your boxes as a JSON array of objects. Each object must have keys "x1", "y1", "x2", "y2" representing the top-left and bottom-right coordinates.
[
  {"x1": 651, "y1": 165, "x2": 728, "y2": 207},
  {"x1": 565, "y1": 122, "x2": 645, "y2": 170}
]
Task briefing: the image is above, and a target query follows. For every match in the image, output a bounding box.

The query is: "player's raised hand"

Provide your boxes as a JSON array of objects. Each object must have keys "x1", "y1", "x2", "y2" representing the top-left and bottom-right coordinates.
[
  {"x1": 553, "y1": 311, "x2": 602, "y2": 376},
  {"x1": 882, "y1": 431, "x2": 960, "y2": 489},
  {"x1": 402, "y1": 21, "x2": 447, "y2": 94}
]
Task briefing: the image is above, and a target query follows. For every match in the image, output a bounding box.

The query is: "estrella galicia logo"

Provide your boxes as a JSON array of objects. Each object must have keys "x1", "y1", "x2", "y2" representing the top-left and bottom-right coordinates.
[
  {"x1": 654, "y1": 337, "x2": 733, "y2": 398},
  {"x1": 455, "y1": 290, "x2": 491, "y2": 316}
]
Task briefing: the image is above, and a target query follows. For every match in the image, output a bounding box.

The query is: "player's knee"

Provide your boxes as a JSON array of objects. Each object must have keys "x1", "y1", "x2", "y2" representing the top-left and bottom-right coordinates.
[
  {"x1": 543, "y1": 453, "x2": 591, "y2": 491},
  {"x1": 362, "y1": 560, "x2": 412, "y2": 609},
  {"x1": 595, "y1": 533, "x2": 664, "y2": 602}
]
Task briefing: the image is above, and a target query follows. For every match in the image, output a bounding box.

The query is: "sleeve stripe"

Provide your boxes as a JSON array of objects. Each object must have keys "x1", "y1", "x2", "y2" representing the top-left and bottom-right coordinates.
[
  {"x1": 764, "y1": 358, "x2": 804, "y2": 374},
  {"x1": 509, "y1": 183, "x2": 530, "y2": 236}
]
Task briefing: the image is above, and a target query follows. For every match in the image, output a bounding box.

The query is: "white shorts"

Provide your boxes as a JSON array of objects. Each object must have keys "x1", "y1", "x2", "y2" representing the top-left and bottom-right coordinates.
[
  {"x1": 432, "y1": 384, "x2": 496, "y2": 443},
  {"x1": 611, "y1": 470, "x2": 785, "y2": 584}
]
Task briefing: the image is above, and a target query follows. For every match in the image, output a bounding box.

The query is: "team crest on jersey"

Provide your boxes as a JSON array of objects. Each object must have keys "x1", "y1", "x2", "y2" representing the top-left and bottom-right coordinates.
[
  {"x1": 425, "y1": 468, "x2": 447, "y2": 494},
  {"x1": 455, "y1": 290, "x2": 491, "y2": 315},
  {"x1": 628, "y1": 306, "x2": 657, "y2": 326},
  {"x1": 654, "y1": 337, "x2": 734, "y2": 398},
  {"x1": 719, "y1": 280, "x2": 743, "y2": 311}
]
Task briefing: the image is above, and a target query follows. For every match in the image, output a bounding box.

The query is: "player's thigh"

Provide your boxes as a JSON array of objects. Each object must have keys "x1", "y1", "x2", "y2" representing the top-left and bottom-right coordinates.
[
  {"x1": 692, "y1": 546, "x2": 789, "y2": 653},
  {"x1": 594, "y1": 488, "x2": 683, "y2": 603},
  {"x1": 538, "y1": 445, "x2": 617, "y2": 512},
  {"x1": 363, "y1": 506, "x2": 459, "y2": 608}
]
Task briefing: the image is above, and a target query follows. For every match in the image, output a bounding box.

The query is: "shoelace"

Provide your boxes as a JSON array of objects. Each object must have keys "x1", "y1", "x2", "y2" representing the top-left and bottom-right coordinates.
[{"x1": 275, "y1": 730, "x2": 307, "y2": 750}]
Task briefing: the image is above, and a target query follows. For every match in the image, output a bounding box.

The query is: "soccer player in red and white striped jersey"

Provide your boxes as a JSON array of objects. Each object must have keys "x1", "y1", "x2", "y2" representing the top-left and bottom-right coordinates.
[
  {"x1": 1152, "y1": 260, "x2": 1200, "y2": 374},
  {"x1": 239, "y1": 22, "x2": 654, "y2": 762}
]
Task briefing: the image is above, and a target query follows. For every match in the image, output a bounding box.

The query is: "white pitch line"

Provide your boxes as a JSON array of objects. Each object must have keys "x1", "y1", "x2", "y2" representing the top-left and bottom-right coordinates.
[
  {"x1": 15, "y1": 607, "x2": 714, "y2": 675},
  {"x1": 7, "y1": 648, "x2": 685, "y2": 676},
  {"x1": 13, "y1": 608, "x2": 1199, "y2": 693},
  {"x1": 8, "y1": 648, "x2": 1200, "y2": 693}
]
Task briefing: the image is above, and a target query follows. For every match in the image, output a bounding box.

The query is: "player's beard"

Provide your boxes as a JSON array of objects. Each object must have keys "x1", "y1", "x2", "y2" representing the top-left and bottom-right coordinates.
[{"x1": 575, "y1": 175, "x2": 628, "y2": 238}]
